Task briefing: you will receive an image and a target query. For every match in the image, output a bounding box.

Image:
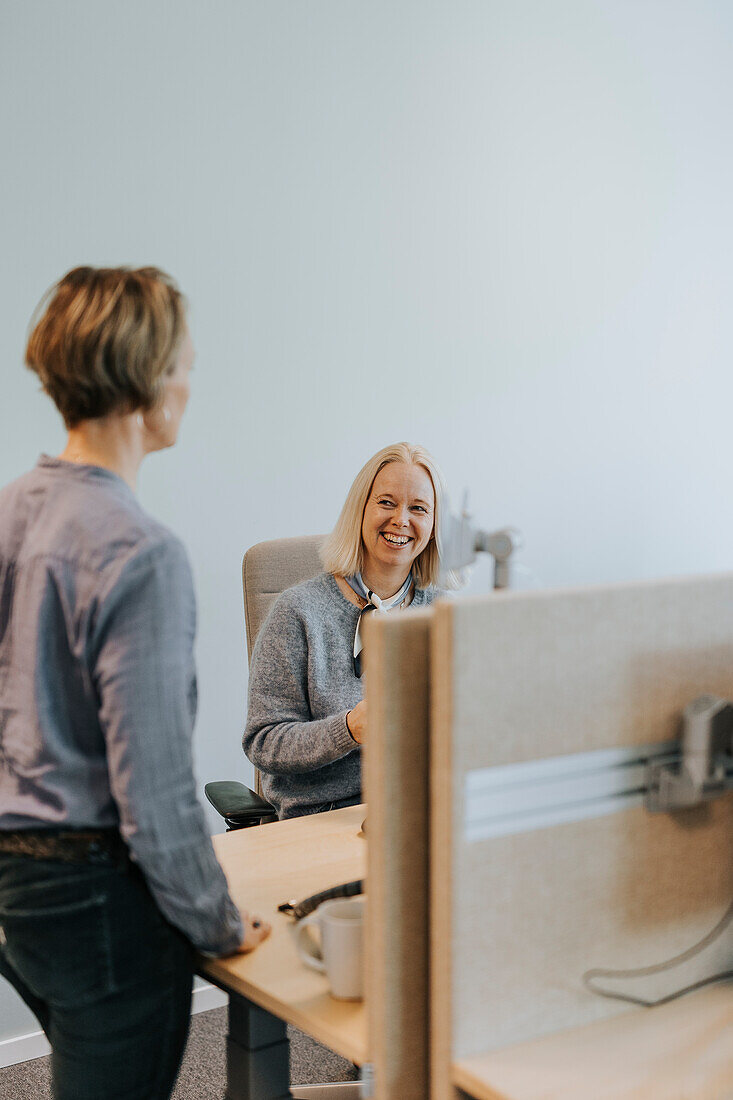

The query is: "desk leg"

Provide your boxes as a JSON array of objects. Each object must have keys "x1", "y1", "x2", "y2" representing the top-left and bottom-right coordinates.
[{"x1": 226, "y1": 992, "x2": 292, "y2": 1100}]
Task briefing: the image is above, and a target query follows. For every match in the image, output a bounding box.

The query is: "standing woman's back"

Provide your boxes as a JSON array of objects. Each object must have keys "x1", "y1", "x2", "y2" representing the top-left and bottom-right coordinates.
[{"x1": 0, "y1": 266, "x2": 268, "y2": 1100}]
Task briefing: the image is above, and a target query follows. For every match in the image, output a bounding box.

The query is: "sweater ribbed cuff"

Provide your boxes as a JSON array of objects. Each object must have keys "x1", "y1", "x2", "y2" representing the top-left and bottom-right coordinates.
[{"x1": 332, "y1": 710, "x2": 359, "y2": 756}]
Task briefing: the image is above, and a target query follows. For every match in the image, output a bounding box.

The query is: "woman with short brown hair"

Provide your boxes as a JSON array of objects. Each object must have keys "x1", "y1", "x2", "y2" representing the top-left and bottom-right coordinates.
[{"x1": 0, "y1": 265, "x2": 268, "y2": 1100}]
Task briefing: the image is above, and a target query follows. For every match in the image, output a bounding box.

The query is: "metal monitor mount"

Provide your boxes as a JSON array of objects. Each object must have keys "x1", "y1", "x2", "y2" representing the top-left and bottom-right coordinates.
[
  {"x1": 440, "y1": 496, "x2": 522, "y2": 589},
  {"x1": 646, "y1": 694, "x2": 733, "y2": 812}
]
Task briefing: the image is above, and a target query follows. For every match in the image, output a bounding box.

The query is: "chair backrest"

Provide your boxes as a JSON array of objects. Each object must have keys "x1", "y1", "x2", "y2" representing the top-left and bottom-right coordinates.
[
  {"x1": 242, "y1": 535, "x2": 327, "y2": 797},
  {"x1": 241, "y1": 534, "x2": 327, "y2": 661}
]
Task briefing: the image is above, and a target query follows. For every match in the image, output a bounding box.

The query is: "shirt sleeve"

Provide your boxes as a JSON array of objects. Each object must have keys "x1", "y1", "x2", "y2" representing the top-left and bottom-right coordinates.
[
  {"x1": 243, "y1": 597, "x2": 356, "y2": 776},
  {"x1": 92, "y1": 536, "x2": 244, "y2": 956}
]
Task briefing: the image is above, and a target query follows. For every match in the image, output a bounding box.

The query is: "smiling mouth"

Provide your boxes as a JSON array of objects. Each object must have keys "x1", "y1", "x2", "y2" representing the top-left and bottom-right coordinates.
[{"x1": 380, "y1": 532, "x2": 412, "y2": 547}]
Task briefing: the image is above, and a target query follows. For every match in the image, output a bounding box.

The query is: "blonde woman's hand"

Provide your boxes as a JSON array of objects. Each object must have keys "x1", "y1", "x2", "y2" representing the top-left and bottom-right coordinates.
[{"x1": 346, "y1": 700, "x2": 367, "y2": 745}]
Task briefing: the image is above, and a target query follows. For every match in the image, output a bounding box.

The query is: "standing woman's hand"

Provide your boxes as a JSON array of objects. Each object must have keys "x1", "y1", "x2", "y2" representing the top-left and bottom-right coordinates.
[
  {"x1": 346, "y1": 700, "x2": 367, "y2": 745},
  {"x1": 235, "y1": 913, "x2": 272, "y2": 953}
]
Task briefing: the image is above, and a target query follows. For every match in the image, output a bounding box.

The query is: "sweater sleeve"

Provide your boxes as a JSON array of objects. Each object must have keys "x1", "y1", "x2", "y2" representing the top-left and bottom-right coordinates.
[{"x1": 243, "y1": 594, "x2": 357, "y2": 776}]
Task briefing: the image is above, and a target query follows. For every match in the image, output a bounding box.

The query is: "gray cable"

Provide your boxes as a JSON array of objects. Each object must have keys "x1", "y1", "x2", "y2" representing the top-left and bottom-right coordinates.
[{"x1": 582, "y1": 897, "x2": 733, "y2": 1008}]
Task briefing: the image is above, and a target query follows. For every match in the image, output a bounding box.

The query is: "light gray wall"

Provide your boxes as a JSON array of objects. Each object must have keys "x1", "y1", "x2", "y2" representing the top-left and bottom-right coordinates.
[{"x1": 2, "y1": 0, "x2": 733, "y2": 1046}]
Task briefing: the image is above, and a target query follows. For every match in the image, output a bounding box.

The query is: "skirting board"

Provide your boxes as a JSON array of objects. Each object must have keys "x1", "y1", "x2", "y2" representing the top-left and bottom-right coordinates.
[{"x1": 0, "y1": 981, "x2": 228, "y2": 1069}]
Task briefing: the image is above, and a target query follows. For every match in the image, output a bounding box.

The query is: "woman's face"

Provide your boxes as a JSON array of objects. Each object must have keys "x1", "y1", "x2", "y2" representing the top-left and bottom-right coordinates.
[
  {"x1": 360, "y1": 461, "x2": 435, "y2": 577},
  {"x1": 144, "y1": 325, "x2": 194, "y2": 450}
]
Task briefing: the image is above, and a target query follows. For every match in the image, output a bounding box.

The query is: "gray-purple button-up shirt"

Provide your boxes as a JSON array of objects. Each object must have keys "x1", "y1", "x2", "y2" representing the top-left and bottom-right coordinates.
[{"x1": 0, "y1": 456, "x2": 243, "y2": 956}]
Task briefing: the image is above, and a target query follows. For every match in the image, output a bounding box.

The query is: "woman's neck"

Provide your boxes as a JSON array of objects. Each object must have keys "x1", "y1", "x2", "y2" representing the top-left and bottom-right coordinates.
[
  {"x1": 59, "y1": 414, "x2": 145, "y2": 491},
  {"x1": 360, "y1": 561, "x2": 412, "y2": 601}
]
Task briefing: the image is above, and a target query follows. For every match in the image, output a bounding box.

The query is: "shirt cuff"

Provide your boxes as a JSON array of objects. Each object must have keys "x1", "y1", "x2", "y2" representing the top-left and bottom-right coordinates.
[{"x1": 196, "y1": 908, "x2": 244, "y2": 957}]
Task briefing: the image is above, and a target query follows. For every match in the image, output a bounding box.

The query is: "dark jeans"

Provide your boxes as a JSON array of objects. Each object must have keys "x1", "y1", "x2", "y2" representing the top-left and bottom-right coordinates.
[{"x1": 0, "y1": 852, "x2": 194, "y2": 1100}]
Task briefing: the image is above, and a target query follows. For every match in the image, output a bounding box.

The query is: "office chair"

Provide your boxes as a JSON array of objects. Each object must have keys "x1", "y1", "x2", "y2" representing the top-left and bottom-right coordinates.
[
  {"x1": 205, "y1": 535, "x2": 362, "y2": 1098},
  {"x1": 205, "y1": 533, "x2": 326, "y2": 829}
]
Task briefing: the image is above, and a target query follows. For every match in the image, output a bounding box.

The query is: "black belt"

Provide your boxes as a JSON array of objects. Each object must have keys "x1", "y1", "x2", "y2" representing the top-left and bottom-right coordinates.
[{"x1": 0, "y1": 829, "x2": 128, "y2": 864}]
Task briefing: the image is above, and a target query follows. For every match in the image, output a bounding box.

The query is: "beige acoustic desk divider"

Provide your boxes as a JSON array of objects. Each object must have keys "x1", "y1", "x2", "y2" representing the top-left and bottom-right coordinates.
[
  {"x1": 362, "y1": 608, "x2": 434, "y2": 1100},
  {"x1": 430, "y1": 576, "x2": 733, "y2": 1100}
]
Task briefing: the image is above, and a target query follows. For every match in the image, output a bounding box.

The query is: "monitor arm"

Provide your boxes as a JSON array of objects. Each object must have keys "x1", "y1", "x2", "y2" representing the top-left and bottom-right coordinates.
[
  {"x1": 474, "y1": 527, "x2": 522, "y2": 589},
  {"x1": 646, "y1": 694, "x2": 733, "y2": 812},
  {"x1": 440, "y1": 501, "x2": 522, "y2": 590}
]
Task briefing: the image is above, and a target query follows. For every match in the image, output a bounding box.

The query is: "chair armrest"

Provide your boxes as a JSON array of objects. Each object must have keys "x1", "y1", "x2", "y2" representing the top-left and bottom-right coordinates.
[{"x1": 205, "y1": 781, "x2": 278, "y2": 827}]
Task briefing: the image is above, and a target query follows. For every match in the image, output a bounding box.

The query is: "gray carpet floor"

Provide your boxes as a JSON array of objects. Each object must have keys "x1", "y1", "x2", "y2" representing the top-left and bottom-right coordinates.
[{"x1": 0, "y1": 1007, "x2": 358, "y2": 1098}]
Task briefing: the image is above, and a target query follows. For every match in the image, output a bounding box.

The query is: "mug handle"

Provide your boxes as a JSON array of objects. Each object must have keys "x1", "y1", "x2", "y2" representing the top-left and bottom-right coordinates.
[{"x1": 295, "y1": 911, "x2": 326, "y2": 972}]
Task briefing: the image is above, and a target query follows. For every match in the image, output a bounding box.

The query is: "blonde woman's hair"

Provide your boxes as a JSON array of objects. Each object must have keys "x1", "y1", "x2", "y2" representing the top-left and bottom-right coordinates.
[
  {"x1": 321, "y1": 441, "x2": 457, "y2": 589},
  {"x1": 26, "y1": 265, "x2": 186, "y2": 428}
]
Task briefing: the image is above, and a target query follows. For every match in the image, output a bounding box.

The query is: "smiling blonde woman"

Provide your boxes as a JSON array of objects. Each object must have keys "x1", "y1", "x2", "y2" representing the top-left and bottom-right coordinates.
[{"x1": 243, "y1": 441, "x2": 452, "y2": 819}]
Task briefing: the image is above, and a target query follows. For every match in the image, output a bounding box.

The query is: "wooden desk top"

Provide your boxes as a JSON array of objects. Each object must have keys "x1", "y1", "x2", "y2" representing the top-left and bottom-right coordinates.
[
  {"x1": 199, "y1": 805, "x2": 367, "y2": 1066},
  {"x1": 453, "y1": 983, "x2": 733, "y2": 1100}
]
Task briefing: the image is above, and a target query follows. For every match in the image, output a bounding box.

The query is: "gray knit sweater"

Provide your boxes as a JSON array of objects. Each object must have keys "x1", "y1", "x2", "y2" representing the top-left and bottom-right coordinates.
[{"x1": 243, "y1": 572, "x2": 435, "y2": 819}]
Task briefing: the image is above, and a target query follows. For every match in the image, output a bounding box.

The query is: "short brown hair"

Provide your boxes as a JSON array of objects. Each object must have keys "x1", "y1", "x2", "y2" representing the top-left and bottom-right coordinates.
[{"x1": 25, "y1": 266, "x2": 186, "y2": 428}]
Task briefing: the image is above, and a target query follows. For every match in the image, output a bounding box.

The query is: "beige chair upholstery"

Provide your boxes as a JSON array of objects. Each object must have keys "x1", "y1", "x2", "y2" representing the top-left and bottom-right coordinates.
[
  {"x1": 241, "y1": 534, "x2": 323, "y2": 800},
  {"x1": 242, "y1": 534, "x2": 326, "y2": 797},
  {"x1": 205, "y1": 533, "x2": 328, "y2": 822},
  {"x1": 242, "y1": 534, "x2": 327, "y2": 661}
]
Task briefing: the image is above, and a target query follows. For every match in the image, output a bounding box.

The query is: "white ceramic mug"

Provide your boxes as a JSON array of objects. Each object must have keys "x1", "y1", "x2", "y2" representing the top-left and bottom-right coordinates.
[{"x1": 295, "y1": 896, "x2": 364, "y2": 1001}]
